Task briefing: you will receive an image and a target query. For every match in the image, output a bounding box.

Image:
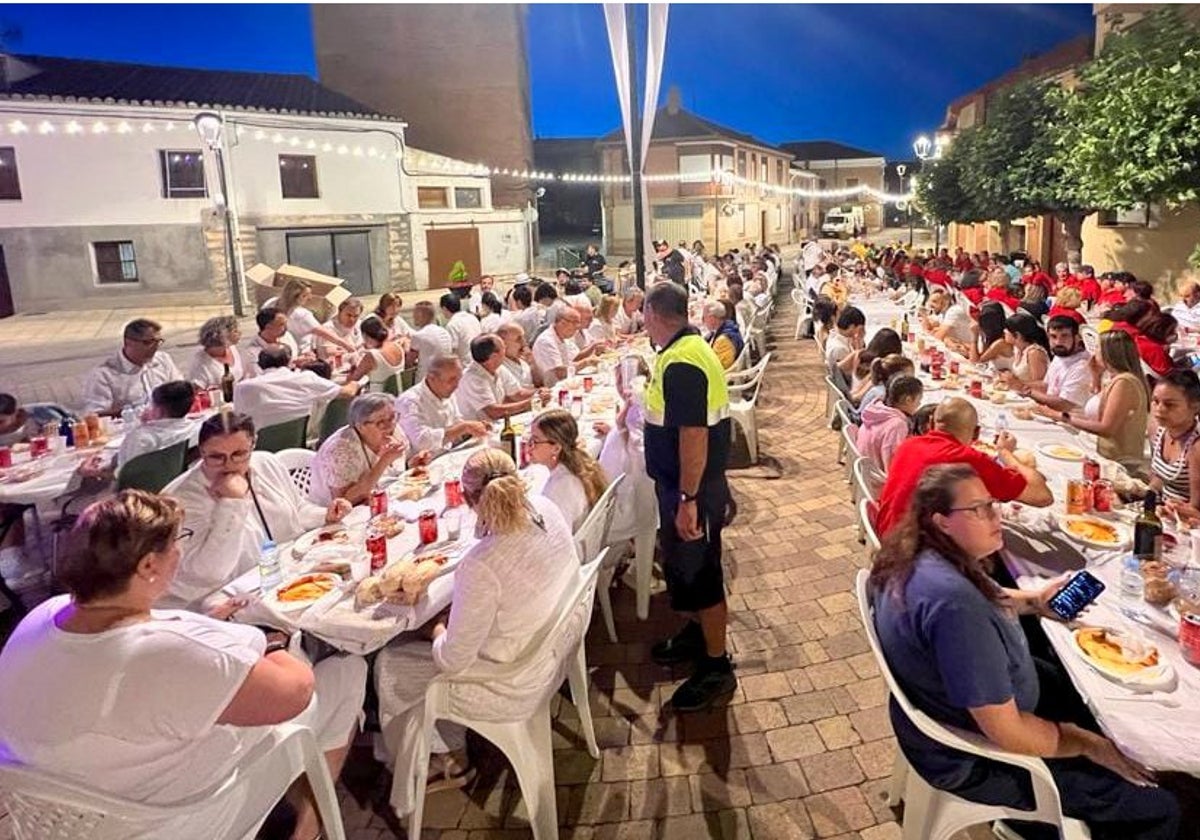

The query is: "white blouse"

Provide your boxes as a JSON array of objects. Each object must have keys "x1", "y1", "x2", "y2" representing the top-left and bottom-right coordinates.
[
  {"x1": 539, "y1": 463, "x2": 591, "y2": 532},
  {"x1": 310, "y1": 424, "x2": 406, "y2": 506},
  {"x1": 186, "y1": 347, "x2": 246, "y2": 390}
]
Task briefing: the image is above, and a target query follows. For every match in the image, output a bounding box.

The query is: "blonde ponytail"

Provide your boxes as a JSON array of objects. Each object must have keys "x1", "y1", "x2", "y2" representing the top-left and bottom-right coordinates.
[{"x1": 461, "y1": 449, "x2": 530, "y2": 535}]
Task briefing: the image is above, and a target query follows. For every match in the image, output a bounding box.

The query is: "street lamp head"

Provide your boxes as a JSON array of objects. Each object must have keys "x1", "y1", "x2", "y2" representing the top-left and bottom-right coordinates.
[
  {"x1": 193, "y1": 112, "x2": 223, "y2": 148},
  {"x1": 913, "y1": 135, "x2": 932, "y2": 160},
  {"x1": 896, "y1": 163, "x2": 907, "y2": 177}
]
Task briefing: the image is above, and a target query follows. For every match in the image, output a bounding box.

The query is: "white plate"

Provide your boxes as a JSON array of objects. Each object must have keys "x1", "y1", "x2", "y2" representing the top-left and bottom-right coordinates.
[
  {"x1": 265, "y1": 572, "x2": 344, "y2": 614},
  {"x1": 1071, "y1": 627, "x2": 1176, "y2": 690},
  {"x1": 292, "y1": 525, "x2": 354, "y2": 560},
  {"x1": 921, "y1": 381, "x2": 942, "y2": 392},
  {"x1": 1038, "y1": 442, "x2": 1087, "y2": 462},
  {"x1": 1058, "y1": 514, "x2": 1131, "y2": 551}
]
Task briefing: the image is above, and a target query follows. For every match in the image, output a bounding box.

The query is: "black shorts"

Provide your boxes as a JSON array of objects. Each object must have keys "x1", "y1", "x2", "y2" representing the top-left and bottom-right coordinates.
[{"x1": 656, "y1": 480, "x2": 728, "y2": 613}]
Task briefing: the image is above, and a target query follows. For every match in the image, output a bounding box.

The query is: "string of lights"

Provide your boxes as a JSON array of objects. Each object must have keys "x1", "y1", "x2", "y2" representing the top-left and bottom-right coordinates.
[{"x1": 0, "y1": 115, "x2": 916, "y2": 201}]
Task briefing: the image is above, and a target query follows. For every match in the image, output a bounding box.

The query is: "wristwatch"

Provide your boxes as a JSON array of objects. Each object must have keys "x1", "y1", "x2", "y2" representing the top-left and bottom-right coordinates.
[
  {"x1": 680, "y1": 490, "x2": 698, "y2": 504},
  {"x1": 264, "y1": 637, "x2": 290, "y2": 655}
]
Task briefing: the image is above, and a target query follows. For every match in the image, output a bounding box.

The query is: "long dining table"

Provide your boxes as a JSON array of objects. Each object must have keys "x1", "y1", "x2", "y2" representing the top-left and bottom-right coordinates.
[{"x1": 851, "y1": 289, "x2": 1200, "y2": 777}]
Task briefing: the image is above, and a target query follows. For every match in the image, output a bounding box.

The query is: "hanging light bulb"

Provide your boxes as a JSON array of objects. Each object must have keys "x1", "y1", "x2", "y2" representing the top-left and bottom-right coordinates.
[
  {"x1": 37, "y1": 121, "x2": 54, "y2": 135},
  {"x1": 91, "y1": 121, "x2": 108, "y2": 134},
  {"x1": 117, "y1": 121, "x2": 133, "y2": 134},
  {"x1": 65, "y1": 121, "x2": 83, "y2": 135},
  {"x1": 142, "y1": 122, "x2": 156, "y2": 133},
  {"x1": 8, "y1": 120, "x2": 28, "y2": 134}
]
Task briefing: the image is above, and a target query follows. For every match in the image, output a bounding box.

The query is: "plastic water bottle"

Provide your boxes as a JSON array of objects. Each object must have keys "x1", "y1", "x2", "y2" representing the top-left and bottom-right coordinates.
[
  {"x1": 120, "y1": 405, "x2": 139, "y2": 430},
  {"x1": 566, "y1": 361, "x2": 577, "y2": 381},
  {"x1": 259, "y1": 540, "x2": 282, "y2": 593},
  {"x1": 1119, "y1": 554, "x2": 1145, "y2": 611}
]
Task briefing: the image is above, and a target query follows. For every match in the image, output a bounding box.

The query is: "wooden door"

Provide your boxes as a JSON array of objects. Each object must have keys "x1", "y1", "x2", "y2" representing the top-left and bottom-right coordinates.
[
  {"x1": 425, "y1": 227, "x2": 481, "y2": 288},
  {"x1": 0, "y1": 247, "x2": 13, "y2": 318}
]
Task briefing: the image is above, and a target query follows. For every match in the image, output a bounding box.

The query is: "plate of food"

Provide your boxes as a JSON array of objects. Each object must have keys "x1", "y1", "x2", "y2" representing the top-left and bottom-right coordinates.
[
  {"x1": 389, "y1": 466, "x2": 432, "y2": 500},
  {"x1": 1059, "y1": 515, "x2": 1131, "y2": 550},
  {"x1": 0, "y1": 465, "x2": 45, "y2": 485},
  {"x1": 1072, "y1": 626, "x2": 1175, "y2": 689},
  {"x1": 973, "y1": 441, "x2": 999, "y2": 458},
  {"x1": 371, "y1": 513, "x2": 405, "y2": 539},
  {"x1": 292, "y1": 525, "x2": 354, "y2": 560},
  {"x1": 354, "y1": 552, "x2": 452, "y2": 609},
  {"x1": 1037, "y1": 442, "x2": 1086, "y2": 462},
  {"x1": 267, "y1": 572, "x2": 343, "y2": 613}
]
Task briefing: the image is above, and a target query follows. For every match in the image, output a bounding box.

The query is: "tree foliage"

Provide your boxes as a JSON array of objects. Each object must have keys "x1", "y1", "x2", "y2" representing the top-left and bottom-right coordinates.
[
  {"x1": 1051, "y1": 7, "x2": 1200, "y2": 209},
  {"x1": 915, "y1": 134, "x2": 981, "y2": 224}
]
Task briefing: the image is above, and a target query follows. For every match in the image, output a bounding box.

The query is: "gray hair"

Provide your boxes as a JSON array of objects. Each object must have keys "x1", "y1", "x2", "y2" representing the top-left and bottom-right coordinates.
[
  {"x1": 348, "y1": 391, "x2": 395, "y2": 426},
  {"x1": 622, "y1": 286, "x2": 644, "y2": 303},
  {"x1": 701, "y1": 299, "x2": 727, "y2": 320},
  {"x1": 426, "y1": 355, "x2": 462, "y2": 380},
  {"x1": 548, "y1": 301, "x2": 575, "y2": 324},
  {"x1": 198, "y1": 315, "x2": 239, "y2": 349}
]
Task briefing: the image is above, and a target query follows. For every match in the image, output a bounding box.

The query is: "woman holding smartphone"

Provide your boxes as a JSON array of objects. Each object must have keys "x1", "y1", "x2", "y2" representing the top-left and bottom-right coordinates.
[{"x1": 869, "y1": 463, "x2": 1180, "y2": 839}]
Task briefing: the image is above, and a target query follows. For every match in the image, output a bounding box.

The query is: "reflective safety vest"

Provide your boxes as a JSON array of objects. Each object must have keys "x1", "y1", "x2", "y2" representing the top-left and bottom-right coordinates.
[{"x1": 645, "y1": 333, "x2": 730, "y2": 427}]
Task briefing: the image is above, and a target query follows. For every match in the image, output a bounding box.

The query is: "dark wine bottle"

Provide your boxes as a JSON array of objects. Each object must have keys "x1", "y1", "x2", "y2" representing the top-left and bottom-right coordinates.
[{"x1": 1133, "y1": 490, "x2": 1162, "y2": 561}]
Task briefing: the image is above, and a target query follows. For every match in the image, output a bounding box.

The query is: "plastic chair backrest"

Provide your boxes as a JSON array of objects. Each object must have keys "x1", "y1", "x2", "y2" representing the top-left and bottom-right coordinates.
[
  {"x1": 116, "y1": 440, "x2": 188, "y2": 493},
  {"x1": 1080, "y1": 324, "x2": 1100, "y2": 355},
  {"x1": 274, "y1": 448, "x2": 316, "y2": 498},
  {"x1": 255, "y1": 416, "x2": 309, "y2": 453},
  {"x1": 859, "y1": 498, "x2": 882, "y2": 553},
  {"x1": 400, "y1": 367, "x2": 417, "y2": 392},
  {"x1": 318, "y1": 397, "x2": 352, "y2": 447},
  {"x1": 853, "y1": 457, "x2": 886, "y2": 502},
  {"x1": 853, "y1": 570, "x2": 1069, "y2": 819},
  {"x1": 729, "y1": 354, "x2": 771, "y2": 403},
  {"x1": 574, "y1": 475, "x2": 625, "y2": 564},
  {"x1": 382, "y1": 375, "x2": 401, "y2": 397}
]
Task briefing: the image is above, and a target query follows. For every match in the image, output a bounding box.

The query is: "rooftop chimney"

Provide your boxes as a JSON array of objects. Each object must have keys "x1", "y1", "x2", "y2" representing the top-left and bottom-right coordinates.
[{"x1": 666, "y1": 85, "x2": 681, "y2": 115}]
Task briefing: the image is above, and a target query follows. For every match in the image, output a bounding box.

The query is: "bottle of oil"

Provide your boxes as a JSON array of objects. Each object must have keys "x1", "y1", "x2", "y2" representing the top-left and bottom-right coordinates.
[
  {"x1": 1133, "y1": 490, "x2": 1162, "y2": 561},
  {"x1": 220, "y1": 363, "x2": 235, "y2": 405}
]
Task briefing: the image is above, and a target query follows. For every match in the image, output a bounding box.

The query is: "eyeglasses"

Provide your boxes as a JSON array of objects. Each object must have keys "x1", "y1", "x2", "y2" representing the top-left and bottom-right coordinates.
[
  {"x1": 947, "y1": 499, "x2": 1000, "y2": 521},
  {"x1": 175, "y1": 527, "x2": 194, "y2": 543},
  {"x1": 363, "y1": 413, "x2": 397, "y2": 429},
  {"x1": 201, "y1": 449, "x2": 253, "y2": 466},
  {"x1": 528, "y1": 436, "x2": 554, "y2": 447},
  {"x1": 128, "y1": 336, "x2": 165, "y2": 347}
]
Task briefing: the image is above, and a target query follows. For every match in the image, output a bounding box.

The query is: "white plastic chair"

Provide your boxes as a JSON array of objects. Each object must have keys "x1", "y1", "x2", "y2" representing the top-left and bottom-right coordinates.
[
  {"x1": 727, "y1": 340, "x2": 753, "y2": 375},
  {"x1": 1079, "y1": 324, "x2": 1100, "y2": 355},
  {"x1": 858, "y1": 498, "x2": 882, "y2": 555},
  {"x1": 274, "y1": 447, "x2": 316, "y2": 499},
  {"x1": 0, "y1": 723, "x2": 346, "y2": 840},
  {"x1": 852, "y1": 456, "x2": 886, "y2": 504},
  {"x1": 745, "y1": 308, "x2": 770, "y2": 360},
  {"x1": 791, "y1": 288, "x2": 812, "y2": 340},
  {"x1": 574, "y1": 474, "x2": 626, "y2": 643},
  {"x1": 727, "y1": 351, "x2": 772, "y2": 386},
  {"x1": 834, "y1": 400, "x2": 858, "y2": 474},
  {"x1": 854, "y1": 571, "x2": 1091, "y2": 840},
  {"x1": 729, "y1": 354, "x2": 771, "y2": 464},
  {"x1": 406, "y1": 552, "x2": 606, "y2": 840},
  {"x1": 824, "y1": 375, "x2": 843, "y2": 428}
]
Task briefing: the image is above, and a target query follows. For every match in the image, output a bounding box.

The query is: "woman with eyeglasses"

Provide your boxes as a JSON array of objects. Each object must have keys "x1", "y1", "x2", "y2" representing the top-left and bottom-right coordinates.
[
  {"x1": 310, "y1": 392, "x2": 429, "y2": 506},
  {"x1": 870, "y1": 464, "x2": 1180, "y2": 840},
  {"x1": 163, "y1": 412, "x2": 352, "y2": 607},
  {"x1": 373, "y1": 448, "x2": 579, "y2": 817},
  {"x1": 0, "y1": 491, "x2": 368, "y2": 840},
  {"x1": 526, "y1": 408, "x2": 609, "y2": 531}
]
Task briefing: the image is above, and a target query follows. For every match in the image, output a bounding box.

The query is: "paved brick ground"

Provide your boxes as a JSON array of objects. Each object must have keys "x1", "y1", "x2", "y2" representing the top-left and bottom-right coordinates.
[{"x1": 330, "y1": 276, "x2": 920, "y2": 840}]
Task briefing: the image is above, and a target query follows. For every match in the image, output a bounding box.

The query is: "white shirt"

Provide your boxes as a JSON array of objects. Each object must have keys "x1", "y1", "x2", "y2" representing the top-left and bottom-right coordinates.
[
  {"x1": 117, "y1": 417, "x2": 200, "y2": 469},
  {"x1": 512, "y1": 307, "x2": 542, "y2": 344},
  {"x1": 539, "y1": 464, "x2": 591, "y2": 532},
  {"x1": 241, "y1": 333, "x2": 300, "y2": 377},
  {"x1": 444, "y1": 311, "x2": 482, "y2": 365},
  {"x1": 613, "y1": 305, "x2": 642, "y2": 335},
  {"x1": 80, "y1": 350, "x2": 183, "y2": 415},
  {"x1": 479, "y1": 312, "x2": 503, "y2": 333},
  {"x1": 806, "y1": 271, "x2": 825, "y2": 297},
  {"x1": 232, "y1": 367, "x2": 342, "y2": 430},
  {"x1": 409, "y1": 323, "x2": 454, "y2": 383},
  {"x1": 318, "y1": 317, "x2": 363, "y2": 360},
  {"x1": 532, "y1": 328, "x2": 579, "y2": 387},
  {"x1": 937, "y1": 303, "x2": 975, "y2": 346},
  {"x1": 1172, "y1": 301, "x2": 1200, "y2": 332},
  {"x1": 164, "y1": 451, "x2": 327, "y2": 605},
  {"x1": 186, "y1": 347, "x2": 246, "y2": 390},
  {"x1": 455, "y1": 362, "x2": 521, "y2": 421},
  {"x1": 286, "y1": 307, "x2": 323, "y2": 353},
  {"x1": 395, "y1": 381, "x2": 463, "y2": 452},
  {"x1": 585, "y1": 320, "x2": 615, "y2": 345},
  {"x1": 1046, "y1": 350, "x2": 1094, "y2": 409},
  {"x1": 309, "y1": 423, "x2": 407, "y2": 506},
  {"x1": 0, "y1": 597, "x2": 267, "y2": 840},
  {"x1": 501, "y1": 356, "x2": 534, "y2": 389},
  {"x1": 825, "y1": 330, "x2": 853, "y2": 373}
]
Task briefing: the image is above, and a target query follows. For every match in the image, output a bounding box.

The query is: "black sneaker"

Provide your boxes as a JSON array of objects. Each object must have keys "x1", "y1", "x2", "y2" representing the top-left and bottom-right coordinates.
[
  {"x1": 651, "y1": 621, "x2": 706, "y2": 666},
  {"x1": 670, "y1": 661, "x2": 738, "y2": 713}
]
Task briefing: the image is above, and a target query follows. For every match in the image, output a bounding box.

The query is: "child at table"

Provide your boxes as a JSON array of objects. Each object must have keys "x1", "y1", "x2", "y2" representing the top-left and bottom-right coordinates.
[{"x1": 857, "y1": 375, "x2": 924, "y2": 471}]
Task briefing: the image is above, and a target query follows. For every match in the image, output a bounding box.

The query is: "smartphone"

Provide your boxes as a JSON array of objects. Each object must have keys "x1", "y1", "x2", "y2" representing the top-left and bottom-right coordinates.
[{"x1": 1046, "y1": 570, "x2": 1106, "y2": 620}]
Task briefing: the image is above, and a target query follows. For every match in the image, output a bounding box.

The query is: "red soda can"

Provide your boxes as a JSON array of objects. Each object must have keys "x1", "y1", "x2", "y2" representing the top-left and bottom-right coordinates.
[
  {"x1": 0, "y1": 447, "x2": 11, "y2": 468},
  {"x1": 1180, "y1": 611, "x2": 1200, "y2": 668},
  {"x1": 969, "y1": 379, "x2": 983, "y2": 399},
  {"x1": 1092, "y1": 479, "x2": 1115, "y2": 512},
  {"x1": 29, "y1": 436, "x2": 47, "y2": 458},
  {"x1": 366, "y1": 529, "x2": 387, "y2": 572},
  {"x1": 1082, "y1": 458, "x2": 1101, "y2": 483},
  {"x1": 558, "y1": 388, "x2": 569, "y2": 407},
  {"x1": 949, "y1": 360, "x2": 960, "y2": 376},
  {"x1": 197, "y1": 389, "x2": 212, "y2": 410},
  {"x1": 370, "y1": 488, "x2": 388, "y2": 517},
  {"x1": 443, "y1": 479, "x2": 463, "y2": 508},
  {"x1": 418, "y1": 509, "x2": 439, "y2": 544},
  {"x1": 583, "y1": 376, "x2": 594, "y2": 393},
  {"x1": 907, "y1": 332, "x2": 916, "y2": 343}
]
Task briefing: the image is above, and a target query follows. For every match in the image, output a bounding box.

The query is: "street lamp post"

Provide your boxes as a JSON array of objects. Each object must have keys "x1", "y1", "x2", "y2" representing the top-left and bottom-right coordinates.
[
  {"x1": 895, "y1": 163, "x2": 912, "y2": 248},
  {"x1": 912, "y1": 134, "x2": 945, "y2": 255},
  {"x1": 193, "y1": 112, "x2": 244, "y2": 317}
]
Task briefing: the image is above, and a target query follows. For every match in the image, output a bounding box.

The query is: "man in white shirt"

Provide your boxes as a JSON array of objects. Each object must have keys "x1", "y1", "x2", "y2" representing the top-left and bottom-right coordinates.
[
  {"x1": 441, "y1": 293, "x2": 482, "y2": 365},
  {"x1": 571, "y1": 300, "x2": 613, "y2": 351},
  {"x1": 1171, "y1": 278, "x2": 1200, "y2": 332},
  {"x1": 825, "y1": 306, "x2": 865, "y2": 391},
  {"x1": 454, "y1": 334, "x2": 544, "y2": 421},
  {"x1": 408, "y1": 300, "x2": 454, "y2": 384},
  {"x1": 922, "y1": 288, "x2": 975, "y2": 349},
  {"x1": 232, "y1": 346, "x2": 358, "y2": 430},
  {"x1": 496, "y1": 323, "x2": 535, "y2": 388},
  {"x1": 532, "y1": 305, "x2": 603, "y2": 387},
  {"x1": 508, "y1": 284, "x2": 541, "y2": 345},
  {"x1": 806, "y1": 263, "x2": 826, "y2": 299},
  {"x1": 613, "y1": 287, "x2": 644, "y2": 335},
  {"x1": 394, "y1": 356, "x2": 489, "y2": 452},
  {"x1": 81, "y1": 318, "x2": 183, "y2": 416},
  {"x1": 1021, "y1": 315, "x2": 1094, "y2": 411},
  {"x1": 241, "y1": 308, "x2": 302, "y2": 377},
  {"x1": 78, "y1": 380, "x2": 202, "y2": 484},
  {"x1": 467, "y1": 274, "x2": 497, "y2": 317}
]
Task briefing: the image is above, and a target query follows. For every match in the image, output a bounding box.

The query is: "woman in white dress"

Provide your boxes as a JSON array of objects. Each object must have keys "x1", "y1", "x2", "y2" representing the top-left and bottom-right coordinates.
[
  {"x1": 187, "y1": 315, "x2": 245, "y2": 390},
  {"x1": 346, "y1": 315, "x2": 409, "y2": 392},
  {"x1": 528, "y1": 408, "x2": 609, "y2": 531},
  {"x1": 478, "y1": 291, "x2": 505, "y2": 333},
  {"x1": 0, "y1": 490, "x2": 367, "y2": 840},
  {"x1": 318, "y1": 298, "x2": 365, "y2": 361},
  {"x1": 373, "y1": 448, "x2": 579, "y2": 817},
  {"x1": 277, "y1": 279, "x2": 357, "y2": 356}
]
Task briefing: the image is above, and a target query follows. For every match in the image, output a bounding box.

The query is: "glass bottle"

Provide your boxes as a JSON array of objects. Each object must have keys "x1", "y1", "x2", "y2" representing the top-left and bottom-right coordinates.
[{"x1": 1133, "y1": 491, "x2": 1162, "y2": 561}]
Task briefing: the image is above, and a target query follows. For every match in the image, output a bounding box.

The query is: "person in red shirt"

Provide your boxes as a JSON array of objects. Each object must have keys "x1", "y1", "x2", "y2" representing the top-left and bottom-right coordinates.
[
  {"x1": 953, "y1": 248, "x2": 973, "y2": 273},
  {"x1": 983, "y1": 269, "x2": 1021, "y2": 311},
  {"x1": 923, "y1": 261, "x2": 953, "y2": 290},
  {"x1": 1021, "y1": 261, "x2": 1055, "y2": 296},
  {"x1": 1046, "y1": 286, "x2": 1087, "y2": 325},
  {"x1": 1077, "y1": 265, "x2": 1102, "y2": 306},
  {"x1": 1054, "y1": 261, "x2": 1077, "y2": 292},
  {"x1": 1135, "y1": 313, "x2": 1179, "y2": 378},
  {"x1": 1096, "y1": 272, "x2": 1131, "y2": 309},
  {"x1": 873, "y1": 398, "x2": 1053, "y2": 537}
]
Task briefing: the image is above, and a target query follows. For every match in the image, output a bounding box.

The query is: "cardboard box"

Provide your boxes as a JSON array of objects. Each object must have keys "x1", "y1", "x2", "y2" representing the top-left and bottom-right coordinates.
[{"x1": 244, "y1": 262, "x2": 351, "y2": 318}]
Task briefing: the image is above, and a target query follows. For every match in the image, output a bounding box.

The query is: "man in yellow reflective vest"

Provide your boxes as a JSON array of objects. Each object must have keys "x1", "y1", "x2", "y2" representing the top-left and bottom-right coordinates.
[{"x1": 641, "y1": 282, "x2": 736, "y2": 712}]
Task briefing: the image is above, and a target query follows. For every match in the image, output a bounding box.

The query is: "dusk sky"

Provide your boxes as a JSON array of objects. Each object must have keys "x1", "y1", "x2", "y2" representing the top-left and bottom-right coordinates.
[{"x1": 0, "y1": 3, "x2": 1095, "y2": 160}]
